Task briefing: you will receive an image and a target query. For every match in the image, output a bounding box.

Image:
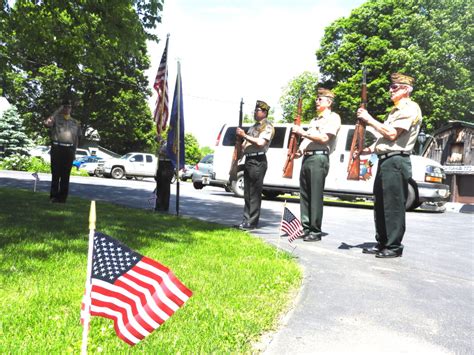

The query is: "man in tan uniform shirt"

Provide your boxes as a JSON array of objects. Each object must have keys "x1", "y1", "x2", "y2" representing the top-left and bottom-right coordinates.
[{"x1": 357, "y1": 73, "x2": 422, "y2": 258}]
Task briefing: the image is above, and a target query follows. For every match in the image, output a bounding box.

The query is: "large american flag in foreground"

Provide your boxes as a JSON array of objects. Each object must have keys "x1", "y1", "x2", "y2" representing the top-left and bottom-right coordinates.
[
  {"x1": 81, "y1": 232, "x2": 192, "y2": 346},
  {"x1": 281, "y1": 207, "x2": 303, "y2": 243},
  {"x1": 153, "y1": 35, "x2": 170, "y2": 135}
]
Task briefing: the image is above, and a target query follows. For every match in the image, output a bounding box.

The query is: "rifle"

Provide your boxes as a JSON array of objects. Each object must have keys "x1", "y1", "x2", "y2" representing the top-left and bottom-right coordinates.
[
  {"x1": 347, "y1": 67, "x2": 368, "y2": 180},
  {"x1": 282, "y1": 91, "x2": 303, "y2": 178},
  {"x1": 229, "y1": 98, "x2": 244, "y2": 181}
]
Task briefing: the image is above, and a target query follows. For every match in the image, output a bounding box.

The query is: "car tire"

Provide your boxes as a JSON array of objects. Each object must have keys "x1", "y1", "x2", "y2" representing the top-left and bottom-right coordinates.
[
  {"x1": 111, "y1": 167, "x2": 125, "y2": 179},
  {"x1": 193, "y1": 181, "x2": 204, "y2": 190},
  {"x1": 231, "y1": 171, "x2": 245, "y2": 198},
  {"x1": 405, "y1": 182, "x2": 420, "y2": 211},
  {"x1": 94, "y1": 169, "x2": 103, "y2": 177}
]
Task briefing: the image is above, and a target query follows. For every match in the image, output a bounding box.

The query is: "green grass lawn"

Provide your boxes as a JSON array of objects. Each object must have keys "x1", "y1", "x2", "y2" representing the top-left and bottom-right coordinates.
[{"x1": 0, "y1": 188, "x2": 302, "y2": 353}]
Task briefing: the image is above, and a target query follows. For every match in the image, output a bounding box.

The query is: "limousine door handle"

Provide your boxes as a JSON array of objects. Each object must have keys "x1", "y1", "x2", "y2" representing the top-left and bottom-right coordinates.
[{"x1": 340, "y1": 154, "x2": 344, "y2": 163}]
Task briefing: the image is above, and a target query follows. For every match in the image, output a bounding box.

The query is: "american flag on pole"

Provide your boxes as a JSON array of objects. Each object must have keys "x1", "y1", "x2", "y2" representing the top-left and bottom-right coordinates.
[
  {"x1": 153, "y1": 34, "x2": 170, "y2": 135},
  {"x1": 281, "y1": 207, "x2": 303, "y2": 243},
  {"x1": 81, "y1": 232, "x2": 192, "y2": 346}
]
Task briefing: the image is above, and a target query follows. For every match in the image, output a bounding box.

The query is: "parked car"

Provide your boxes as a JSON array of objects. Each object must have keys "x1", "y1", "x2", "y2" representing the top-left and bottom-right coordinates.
[
  {"x1": 28, "y1": 145, "x2": 50, "y2": 163},
  {"x1": 72, "y1": 155, "x2": 103, "y2": 169},
  {"x1": 192, "y1": 154, "x2": 214, "y2": 189},
  {"x1": 103, "y1": 152, "x2": 157, "y2": 179},
  {"x1": 180, "y1": 164, "x2": 195, "y2": 181},
  {"x1": 210, "y1": 123, "x2": 450, "y2": 210},
  {"x1": 77, "y1": 157, "x2": 106, "y2": 176}
]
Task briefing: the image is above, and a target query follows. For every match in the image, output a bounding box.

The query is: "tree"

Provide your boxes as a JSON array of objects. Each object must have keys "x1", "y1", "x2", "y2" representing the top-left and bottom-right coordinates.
[
  {"x1": 1, "y1": 0, "x2": 164, "y2": 154},
  {"x1": 279, "y1": 71, "x2": 319, "y2": 123},
  {"x1": 184, "y1": 133, "x2": 202, "y2": 165},
  {"x1": 316, "y1": 0, "x2": 473, "y2": 130},
  {"x1": 0, "y1": 106, "x2": 32, "y2": 158}
]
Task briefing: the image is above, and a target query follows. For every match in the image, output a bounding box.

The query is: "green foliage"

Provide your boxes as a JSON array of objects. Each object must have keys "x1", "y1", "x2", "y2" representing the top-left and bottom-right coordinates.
[
  {"x1": 316, "y1": 0, "x2": 474, "y2": 130},
  {"x1": 0, "y1": 188, "x2": 302, "y2": 353},
  {"x1": 279, "y1": 71, "x2": 320, "y2": 123},
  {"x1": 200, "y1": 146, "x2": 214, "y2": 157},
  {"x1": 0, "y1": 107, "x2": 32, "y2": 157},
  {"x1": 1, "y1": 0, "x2": 164, "y2": 154},
  {"x1": 184, "y1": 133, "x2": 202, "y2": 165}
]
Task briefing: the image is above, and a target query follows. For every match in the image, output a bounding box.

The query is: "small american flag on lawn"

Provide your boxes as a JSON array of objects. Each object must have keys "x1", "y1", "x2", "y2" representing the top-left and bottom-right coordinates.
[
  {"x1": 281, "y1": 207, "x2": 303, "y2": 243},
  {"x1": 81, "y1": 232, "x2": 192, "y2": 346},
  {"x1": 153, "y1": 35, "x2": 170, "y2": 134}
]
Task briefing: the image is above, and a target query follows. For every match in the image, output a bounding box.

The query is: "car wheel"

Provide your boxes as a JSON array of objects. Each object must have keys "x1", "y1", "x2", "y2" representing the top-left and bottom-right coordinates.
[
  {"x1": 405, "y1": 182, "x2": 420, "y2": 211},
  {"x1": 94, "y1": 169, "x2": 103, "y2": 177},
  {"x1": 231, "y1": 171, "x2": 244, "y2": 198},
  {"x1": 193, "y1": 181, "x2": 204, "y2": 190},
  {"x1": 111, "y1": 167, "x2": 125, "y2": 179}
]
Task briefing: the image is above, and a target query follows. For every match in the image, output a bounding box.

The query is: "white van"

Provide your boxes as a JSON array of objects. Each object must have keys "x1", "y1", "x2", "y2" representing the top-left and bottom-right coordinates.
[{"x1": 210, "y1": 123, "x2": 450, "y2": 210}]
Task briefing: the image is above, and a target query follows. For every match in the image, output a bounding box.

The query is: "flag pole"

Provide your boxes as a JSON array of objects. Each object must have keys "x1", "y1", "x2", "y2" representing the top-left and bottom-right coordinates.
[
  {"x1": 175, "y1": 60, "x2": 181, "y2": 216},
  {"x1": 81, "y1": 200, "x2": 96, "y2": 355},
  {"x1": 276, "y1": 200, "x2": 287, "y2": 257}
]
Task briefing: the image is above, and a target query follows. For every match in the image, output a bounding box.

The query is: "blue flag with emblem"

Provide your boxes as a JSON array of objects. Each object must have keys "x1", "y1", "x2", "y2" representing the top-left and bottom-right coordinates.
[{"x1": 166, "y1": 62, "x2": 185, "y2": 170}]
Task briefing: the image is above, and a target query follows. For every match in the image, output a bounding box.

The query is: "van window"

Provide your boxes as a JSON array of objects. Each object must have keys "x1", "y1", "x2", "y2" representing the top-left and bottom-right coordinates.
[
  {"x1": 345, "y1": 129, "x2": 377, "y2": 151},
  {"x1": 270, "y1": 127, "x2": 286, "y2": 149},
  {"x1": 222, "y1": 125, "x2": 286, "y2": 148}
]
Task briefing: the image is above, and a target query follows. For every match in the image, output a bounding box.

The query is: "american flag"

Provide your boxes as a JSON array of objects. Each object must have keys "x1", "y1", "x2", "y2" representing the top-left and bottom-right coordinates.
[
  {"x1": 281, "y1": 207, "x2": 303, "y2": 243},
  {"x1": 153, "y1": 35, "x2": 170, "y2": 135},
  {"x1": 81, "y1": 232, "x2": 192, "y2": 346}
]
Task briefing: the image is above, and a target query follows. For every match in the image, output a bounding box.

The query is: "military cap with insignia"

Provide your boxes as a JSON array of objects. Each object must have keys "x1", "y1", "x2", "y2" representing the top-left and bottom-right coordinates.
[
  {"x1": 391, "y1": 73, "x2": 415, "y2": 87},
  {"x1": 317, "y1": 88, "x2": 335, "y2": 100},
  {"x1": 255, "y1": 100, "x2": 270, "y2": 112}
]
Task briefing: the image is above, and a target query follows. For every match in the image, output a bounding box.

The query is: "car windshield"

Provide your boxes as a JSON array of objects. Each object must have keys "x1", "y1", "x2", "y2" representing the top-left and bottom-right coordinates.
[{"x1": 120, "y1": 153, "x2": 133, "y2": 159}]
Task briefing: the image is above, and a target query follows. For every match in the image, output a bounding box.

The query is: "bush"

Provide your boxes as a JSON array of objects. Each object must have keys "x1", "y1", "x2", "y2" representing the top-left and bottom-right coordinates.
[{"x1": 0, "y1": 154, "x2": 87, "y2": 176}]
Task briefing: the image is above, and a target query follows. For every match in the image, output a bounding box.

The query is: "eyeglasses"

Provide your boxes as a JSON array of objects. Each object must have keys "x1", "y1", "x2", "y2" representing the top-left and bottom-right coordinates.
[{"x1": 389, "y1": 84, "x2": 405, "y2": 91}]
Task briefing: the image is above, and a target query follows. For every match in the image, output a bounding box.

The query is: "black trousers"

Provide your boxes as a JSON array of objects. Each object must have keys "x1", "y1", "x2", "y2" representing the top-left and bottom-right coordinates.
[
  {"x1": 373, "y1": 155, "x2": 411, "y2": 253},
  {"x1": 243, "y1": 155, "x2": 267, "y2": 226},
  {"x1": 155, "y1": 160, "x2": 174, "y2": 211},
  {"x1": 50, "y1": 145, "x2": 75, "y2": 202}
]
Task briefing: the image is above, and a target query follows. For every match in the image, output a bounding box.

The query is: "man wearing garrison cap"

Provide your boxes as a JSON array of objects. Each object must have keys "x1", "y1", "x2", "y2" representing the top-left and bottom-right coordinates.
[
  {"x1": 357, "y1": 72, "x2": 422, "y2": 258},
  {"x1": 43, "y1": 98, "x2": 82, "y2": 203},
  {"x1": 234, "y1": 100, "x2": 274, "y2": 230},
  {"x1": 292, "y1": 88, "x2": 341, "y2": 241}
]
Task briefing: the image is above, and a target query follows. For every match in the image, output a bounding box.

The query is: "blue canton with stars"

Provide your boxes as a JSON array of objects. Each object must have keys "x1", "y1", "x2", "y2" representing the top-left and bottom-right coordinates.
[{"x1": 92, "y1": 232, "x2": 143, "y2": 283}]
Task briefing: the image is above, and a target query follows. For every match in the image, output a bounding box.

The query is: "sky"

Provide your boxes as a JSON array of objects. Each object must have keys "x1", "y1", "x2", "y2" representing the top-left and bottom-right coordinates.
[{"x1": 145, "y1": 0, "x2": 368, "y2": 147}]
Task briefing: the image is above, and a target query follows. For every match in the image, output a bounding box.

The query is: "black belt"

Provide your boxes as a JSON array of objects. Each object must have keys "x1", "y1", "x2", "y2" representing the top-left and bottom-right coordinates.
[
  {"x1": 245, "y1": 152, "x2": 265, "y2": 157},
  {"x1": 52, "y1": 141, "x2": 74, "y2": 147},
  {"x1": 377, "y1": 151, "x2": 410, "y2": 160},
  {"x1": 304, "y1": 150, "x2": 328, "y2": 156}
]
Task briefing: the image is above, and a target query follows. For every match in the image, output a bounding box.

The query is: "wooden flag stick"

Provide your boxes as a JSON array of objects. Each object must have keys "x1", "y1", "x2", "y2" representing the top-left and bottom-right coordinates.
[{"x1": 81, "y1": 200, "x2": 96, "y2": 355}]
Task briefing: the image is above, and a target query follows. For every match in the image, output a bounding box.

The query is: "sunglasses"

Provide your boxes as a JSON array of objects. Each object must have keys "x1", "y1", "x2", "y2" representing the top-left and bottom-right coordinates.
[{"x1": 389, "y1": 84, "x2": 406, "y2": 91}]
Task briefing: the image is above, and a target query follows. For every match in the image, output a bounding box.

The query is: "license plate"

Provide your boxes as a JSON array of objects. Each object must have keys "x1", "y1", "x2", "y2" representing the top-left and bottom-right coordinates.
[{"x1": 202, "y1": 176, "x2": 210, "y2": 185}]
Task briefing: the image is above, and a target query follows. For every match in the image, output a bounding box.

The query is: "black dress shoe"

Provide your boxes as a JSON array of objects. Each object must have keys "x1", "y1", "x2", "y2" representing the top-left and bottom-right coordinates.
[
  {"x1": 375, "y1": 248, "x2": 402, "y2": 258},
  {"x1": 362, "y1": 245, "x2": 382, "y2": 254},
  {"x1": 303, "y1": 233, "x2": 321, "y2": 242},
  {"x1": 234, "y1": 222, "x2": 257, "y2": 230}
]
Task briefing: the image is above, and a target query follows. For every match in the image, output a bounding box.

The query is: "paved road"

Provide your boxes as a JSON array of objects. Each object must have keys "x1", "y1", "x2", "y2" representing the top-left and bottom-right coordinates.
[{"x1": 1, "y1": 171, "x2": 473, "y2": 354}]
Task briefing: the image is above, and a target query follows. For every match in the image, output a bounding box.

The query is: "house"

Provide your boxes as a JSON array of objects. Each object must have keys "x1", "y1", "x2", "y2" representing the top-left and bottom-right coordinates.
[{"x1": 422, "y1": 120, "x2": 473, "y2": 204}]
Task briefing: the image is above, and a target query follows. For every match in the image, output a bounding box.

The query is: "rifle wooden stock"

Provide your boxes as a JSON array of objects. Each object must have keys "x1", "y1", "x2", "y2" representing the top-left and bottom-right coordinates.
[
  {"x1": 229, "y1": 98, "x2": 244, "y2": 180},
  {"x1": 283, "y1": 95, "x2": 303, "y2": 178},
  {"x1": 347, "y1": 68, "x2": 367, "y2": 180}
]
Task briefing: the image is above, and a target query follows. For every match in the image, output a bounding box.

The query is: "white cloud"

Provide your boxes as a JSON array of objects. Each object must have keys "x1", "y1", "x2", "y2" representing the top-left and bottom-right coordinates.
[{"x1": 146, "y1": 0, "x2": 365, "y2": 147}]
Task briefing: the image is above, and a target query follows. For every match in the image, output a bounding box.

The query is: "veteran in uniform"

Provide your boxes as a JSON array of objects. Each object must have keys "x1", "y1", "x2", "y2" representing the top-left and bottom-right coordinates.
[
  {"x1": 234, "y1": 100, "x2": 274, "y2": 230},
  {"x1": 43, "y1": 99, "x2": 82, "y2": 203},
  {"x1": 292, "y1": 88, "x2": 341, "y2": 241},
  {"x1": 357, "y1": 73, "x2": 422, "y2": 258},
  {"x1": 154, "y1": 137, "x2": 174, "y2": 212}
]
